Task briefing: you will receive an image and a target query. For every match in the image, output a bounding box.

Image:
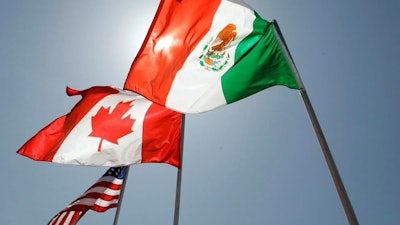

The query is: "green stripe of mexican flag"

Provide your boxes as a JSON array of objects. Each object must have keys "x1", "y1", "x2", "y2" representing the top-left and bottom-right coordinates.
[
  {"x1": 222, "y1": 17, "x2": 299, "y2": 104},
  {"x1": 124, "y1": 0, "x2": 299, "y2": 113}
]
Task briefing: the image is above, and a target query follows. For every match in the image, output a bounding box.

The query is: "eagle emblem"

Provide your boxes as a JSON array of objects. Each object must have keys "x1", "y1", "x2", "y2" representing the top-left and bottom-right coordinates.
[{"x1": 199, "y1": 23, "x2": 237, "y2": 71}]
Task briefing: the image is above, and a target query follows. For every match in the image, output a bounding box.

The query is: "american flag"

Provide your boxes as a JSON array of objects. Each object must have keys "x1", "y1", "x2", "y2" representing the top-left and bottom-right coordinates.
[{"x1": 47, "y1": 167, "x2": 127, "y2": 225}]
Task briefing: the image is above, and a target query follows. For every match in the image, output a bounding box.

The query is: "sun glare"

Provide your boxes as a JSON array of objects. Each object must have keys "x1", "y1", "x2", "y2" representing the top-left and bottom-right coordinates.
[{"x1": 154, "y1": 35, "x2": 175, "y2": 53}]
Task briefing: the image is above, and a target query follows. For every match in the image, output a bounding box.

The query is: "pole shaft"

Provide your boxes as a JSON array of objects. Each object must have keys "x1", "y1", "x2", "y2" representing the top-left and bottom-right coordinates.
[
  {"x1": 173, "y1": 168, "x2": 183, "y2": 225},
  {"x1": 173, "y1": 114, "x2": 186, "y2": 225},
  {"x1": 272, "y1": 20, "x2": 359, "y2": 225},
  {"x1": 113, "y1": 166, "x2": 130, "y2": 225},
  {"x1": 299, "y1": 89, "x2": 359, "y2": 225}
]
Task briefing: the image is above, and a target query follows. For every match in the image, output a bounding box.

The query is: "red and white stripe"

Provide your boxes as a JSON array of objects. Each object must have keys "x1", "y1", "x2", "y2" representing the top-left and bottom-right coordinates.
[{"x1": 48, "y1": 171, "x2": 123, "y2": 225}]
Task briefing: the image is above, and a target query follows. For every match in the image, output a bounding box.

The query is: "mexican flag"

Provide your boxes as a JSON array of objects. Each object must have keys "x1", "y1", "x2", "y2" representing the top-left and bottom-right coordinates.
[
  {"x1": 17, "y1": 86, "x2": 182, "y2": 168},
  {"x1": 124, "y1": 0, "x2": 299, "y2": 113}
]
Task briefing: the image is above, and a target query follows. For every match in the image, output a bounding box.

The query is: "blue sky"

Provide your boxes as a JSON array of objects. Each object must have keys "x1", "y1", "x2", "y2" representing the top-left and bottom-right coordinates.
[{"x1": 1, "y1": 0, "x2": 399, "y2": 225}]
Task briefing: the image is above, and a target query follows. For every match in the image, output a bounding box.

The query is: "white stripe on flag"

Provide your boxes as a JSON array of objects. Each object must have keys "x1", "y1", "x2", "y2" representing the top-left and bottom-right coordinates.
[
  {"x1": 82, "y1": 186, "x2": 121, "y2": 197},
  {"x1": 94, "y1": 176, "x2": 124, "y2": 185},
  {"x1": 76, "y1": 195, "x2": 120, "y2": 207}
]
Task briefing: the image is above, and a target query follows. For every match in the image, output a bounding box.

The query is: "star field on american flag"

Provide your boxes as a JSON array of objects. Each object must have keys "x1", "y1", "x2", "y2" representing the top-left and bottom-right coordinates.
[{"x1": 105, "y1": 167, "x2": 126, "y2": 179}]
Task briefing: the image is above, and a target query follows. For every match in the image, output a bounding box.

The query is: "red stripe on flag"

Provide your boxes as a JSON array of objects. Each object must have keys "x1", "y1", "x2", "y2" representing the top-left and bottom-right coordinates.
[
  {"x1": 74, "y1": 191, "x2": 120, "y2": 202},
  {"x1": 92, "y1": 203, "x2": 119, "y2": 213},
  {"x1": 17, "y1": 115, "x2": 67, "y2": 161},
  {"x1": 86, "y1": 180, "x2": 122, "y2": 190},
  {"x1": 68, "y1": 211, "x2": 82, "y2": 225},
  {"x1": 141, "y1": 103, "x2": 181, "y2": 168},
  {"x1": 124, "y1": 0, "x2": 222, "y2": 105}
]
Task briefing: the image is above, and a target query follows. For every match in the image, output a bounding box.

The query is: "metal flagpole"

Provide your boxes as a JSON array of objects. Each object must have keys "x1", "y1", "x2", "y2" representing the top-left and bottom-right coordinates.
[
  {"x1": 113, "y1": 166, "x2": 131, "y2": 225},
  {"x1": 173, "y1": 114, "x2": 186, "y2": 225},
  {"x1": 272, "y1": 20, "x2": 359, "y2": 225}
]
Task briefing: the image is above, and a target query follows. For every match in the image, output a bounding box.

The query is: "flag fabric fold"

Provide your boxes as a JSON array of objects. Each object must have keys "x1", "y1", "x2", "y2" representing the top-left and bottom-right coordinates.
[
  {"x1": 123, "y1": 0, "x2": 299, "y2": 113},
  {"x1": 47, "y1": 167, "x2": 127, "y2": 225},
  {"x1": 17, "y1": 86, "x2": 181, "y2": 168}
]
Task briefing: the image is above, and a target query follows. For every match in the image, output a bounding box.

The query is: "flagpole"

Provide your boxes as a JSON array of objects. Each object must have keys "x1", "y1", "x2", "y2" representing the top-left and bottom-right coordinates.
[
  {"x1": 173, "y1": 114, "x2": 186, "y2": 225},
  {"x1": 272, "y1": 20, "x2": 359, "y2": 225},
  {"x1": 113, "y1": 166, "x2": 130, "y2": 225}
]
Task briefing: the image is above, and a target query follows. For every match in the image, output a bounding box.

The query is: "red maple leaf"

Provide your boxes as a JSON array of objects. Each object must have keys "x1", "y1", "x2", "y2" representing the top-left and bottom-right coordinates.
[{"x1": 89, "y1": 100, "x2": 136, "y2": 152}]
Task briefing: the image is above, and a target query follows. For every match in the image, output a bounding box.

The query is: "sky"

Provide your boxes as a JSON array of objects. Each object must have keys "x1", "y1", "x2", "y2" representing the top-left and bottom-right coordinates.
[{"x1": 1, "y1": 0, "x2": 399, "y2": 225}]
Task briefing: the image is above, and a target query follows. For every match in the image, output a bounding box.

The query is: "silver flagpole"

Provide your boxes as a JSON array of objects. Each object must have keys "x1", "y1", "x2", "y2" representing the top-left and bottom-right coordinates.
[
  {"x1": 113, "y1": 166, "x2": 130, "y2": 225},
  {"x1": 173, "y1": 114, "x2": 186, "y2": 225},
  {"x1": 272, "y1": 20, "x2": 359, "y2": 225}
]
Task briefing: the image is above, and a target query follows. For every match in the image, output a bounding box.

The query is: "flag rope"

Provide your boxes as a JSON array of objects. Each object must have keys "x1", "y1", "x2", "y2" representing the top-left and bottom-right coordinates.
[{"x1": 272, "y1": 20, "x2": 359, "y2": 225}]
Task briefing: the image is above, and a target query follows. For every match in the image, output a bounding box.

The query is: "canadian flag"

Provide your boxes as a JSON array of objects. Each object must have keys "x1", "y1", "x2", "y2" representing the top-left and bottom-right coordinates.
[{"x1": 17, "y1": 86, "x2": 181, "y2": 168}]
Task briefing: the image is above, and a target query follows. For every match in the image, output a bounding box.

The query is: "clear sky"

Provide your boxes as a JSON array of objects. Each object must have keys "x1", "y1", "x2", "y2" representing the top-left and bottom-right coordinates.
[{"x1": 1, "y1": 0, "x2": 399, "y2": 225}]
